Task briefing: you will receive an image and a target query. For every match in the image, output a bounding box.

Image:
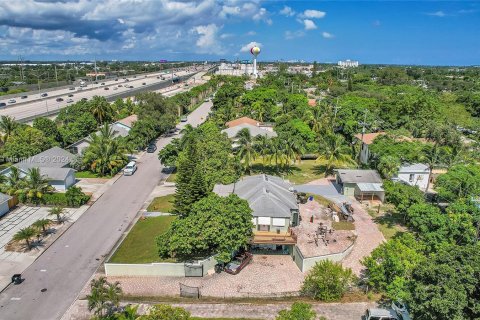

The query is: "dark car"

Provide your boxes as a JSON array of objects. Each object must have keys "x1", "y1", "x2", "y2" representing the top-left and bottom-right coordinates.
[
  {"x1": 104, "y1": 87, "x2": 109, "y2": 90},
  {"x1": 41, "y1": 93, "x2": 48, "y2": 97},
  {"x1": 146, "y1": 144, "x2": 157, "y2": 153},
  {"x1": 101, "y1": 82, "x2": 105, "y2": 85},
  {"x1": 56, "y1": 98, "x2": 64, "y2": 102},
  {"x1": 115, "y1": 78, "x2": 119, "y2": 81},
  {"x1": 94, "y1": 81, "x2": 98, "y2": 84},
  {"x1": 68, "y1": 94, "x2": 74, "y2": 97},
  {"x1": 0, "y1": 102, "x2": 6, "y2": 108},
  {"x1": 21, "y1": 95, "x2": 28, "y2": 99},
  {"x1": 225, "y1": 252, "x2": 253, "y2": 275},
  {"x1": 142, "y1": 82, "x2": 146, "y2": 85},
  {"x1": 69, "y1": 87, "x2": 75, "y2": 90}
]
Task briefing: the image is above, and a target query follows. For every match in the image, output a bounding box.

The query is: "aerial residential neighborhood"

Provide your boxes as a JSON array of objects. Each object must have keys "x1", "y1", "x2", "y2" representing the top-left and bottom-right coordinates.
[{"x1": 0, "y1": 1, "x2": 479, "y2": 320}]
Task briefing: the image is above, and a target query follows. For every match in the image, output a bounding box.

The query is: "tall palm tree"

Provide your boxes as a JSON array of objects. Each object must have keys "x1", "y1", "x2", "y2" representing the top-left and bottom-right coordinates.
[
  {"x1": 284, "y1": 136, "x2": 306, "y2": 165},
  {"x1": 83, "y1": 124, "x2": 128, "y2": 176},
  {"x1": 377, "y1": 155, "x2": 401, "y2": 179},
  {"x1": 253, "y1": 134, "x2": 271, "y2": 169},
  {"x1": 33, "y1": 219, "x2": 51, "y2": 235},
  {"x1": 0, "y1": 115, "x2": 18, "y2": 143},
  {"x1": 268, "y1": 138, "x2": 287, "y2": 172},
  {"x1": 317, "y1": 133, "x2": 356, "y2": 175},
  {"x1": 48, "y1": 206, "x2": 65, "y2": 224},
  {"x1": 235, "y1": 128, "x2": 256, "y2": 174},
  {"x1": 3, "y1": 166, "x2": 25, "y2": 196},
  {"x1": 22, "y1": 167, "x2": 51, "y2": 204},
  {"x1": 89, "y1": 96, "x2": 113, "y2": 124},
  {"x1": 13, "y1": 227, "x2": 37, "y2": 250}
]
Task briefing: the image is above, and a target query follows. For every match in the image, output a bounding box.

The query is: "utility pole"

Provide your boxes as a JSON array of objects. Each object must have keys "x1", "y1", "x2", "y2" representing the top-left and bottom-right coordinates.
[
  {"x1": 357, "y1": 109, "x2": 369, "y2": 168},
  {"x1": 94, "y1": 58, "x2": 98, "y2": 81},
  {"x1": 54, "y1": 64, "x2": 58, "y2": 86}
]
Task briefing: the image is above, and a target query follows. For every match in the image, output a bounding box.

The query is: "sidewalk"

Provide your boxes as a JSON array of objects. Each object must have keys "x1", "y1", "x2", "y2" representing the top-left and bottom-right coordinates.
[{"x1": 0, "y1": 205, "x2": 88, "y2": 292}]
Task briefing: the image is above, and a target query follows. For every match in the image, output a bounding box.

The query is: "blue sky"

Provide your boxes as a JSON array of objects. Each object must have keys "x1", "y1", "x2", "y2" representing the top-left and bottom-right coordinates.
[{"x1": 0, "y1": 1, "x2": 479, "y2": 65}]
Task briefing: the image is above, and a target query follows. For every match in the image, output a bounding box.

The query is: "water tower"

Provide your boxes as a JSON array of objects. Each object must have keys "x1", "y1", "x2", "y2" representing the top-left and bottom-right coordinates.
[{"x1": 250, "y1": 46, "x2": 261, "y2": 78}]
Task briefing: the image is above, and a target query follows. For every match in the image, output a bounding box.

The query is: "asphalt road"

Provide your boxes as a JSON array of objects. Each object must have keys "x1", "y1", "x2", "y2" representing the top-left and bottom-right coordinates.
[
  {"x1": 0, "y1": 67, "x2": 207, "y2": 121},
  {"x1": 0, "y1": 101, "x2": 213, "y2": 320}
]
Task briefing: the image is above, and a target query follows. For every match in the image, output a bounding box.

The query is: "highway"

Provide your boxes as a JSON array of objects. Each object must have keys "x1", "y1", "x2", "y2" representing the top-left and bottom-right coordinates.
[
  {"x1": 0, "y1": 66, "x2": 209, "y2": 121},
  {"x1": 0, "y1": 101, "x2": 213, "y2": 320}
]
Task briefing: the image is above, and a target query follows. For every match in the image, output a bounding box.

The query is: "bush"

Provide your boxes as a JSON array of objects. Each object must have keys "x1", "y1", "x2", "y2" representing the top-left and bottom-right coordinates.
[
  {"x1": 276, "y1": 302, "x2": 317, "y2": 320},
  {"x1": 301, "y1": 260, "x2": 356, "y2": 301},
  {"x1": 43, "y1": 193, "x2": 68, "y2": 206},
  {"x1": 65, "y1": 186, "x2": 90, "y2": 207}
]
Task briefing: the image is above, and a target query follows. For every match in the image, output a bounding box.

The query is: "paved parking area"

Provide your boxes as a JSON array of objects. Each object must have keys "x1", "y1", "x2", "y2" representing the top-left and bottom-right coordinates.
[{"x1": 107, "y1": 255, "x2": 304, "y2": 298}]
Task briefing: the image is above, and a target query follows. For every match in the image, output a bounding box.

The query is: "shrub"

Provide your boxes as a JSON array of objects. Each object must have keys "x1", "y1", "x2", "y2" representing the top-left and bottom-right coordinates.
[
  {"x1": 301, "y1": 260, "x2": 356, "y2": 301},
  {"x1": 65, "y1": 186, "x2": 90, "y2": 207},
  {"x1": 276, "y1": 302, "x2": 317, "y2": 320},
  {"x1": 43, "y1": 193, "x2": 68, "y2": 206}
]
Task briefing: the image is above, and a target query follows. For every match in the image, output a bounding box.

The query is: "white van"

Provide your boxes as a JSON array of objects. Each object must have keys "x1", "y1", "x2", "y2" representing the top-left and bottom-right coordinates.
[{"x1": 123, "y1": 161, "x2": 137, "y2": 176}]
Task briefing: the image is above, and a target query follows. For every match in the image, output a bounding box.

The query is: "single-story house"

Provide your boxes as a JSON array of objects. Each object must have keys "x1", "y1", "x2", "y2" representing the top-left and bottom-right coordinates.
[
  {"x1": 222, "y1": 123, "x2": 277, "y2": 140},
  {"x1": 0, "y1": 192, "x2": 12, "y2": 217},
  {"x1": 393, "y1": 163, "x2": 431, "y2": 192},
  {"x1": 69, "y1": 114, "x2": 137, "y2": 155},
  {"x1": 226, "y1": 116, "x2": 260, "y2": 128},
  {"x1": 335, "y1": 169, "x2": 384, "y2": 202},
  {"x1": 213, "y1": 174, "x2": 299, "y2": 253},
  {"x1": 0, "y1": 147, "x2": 77, "y2": 191},
  {"x1": 354, "y1": 132, "x2": 386, "y2": 164}
]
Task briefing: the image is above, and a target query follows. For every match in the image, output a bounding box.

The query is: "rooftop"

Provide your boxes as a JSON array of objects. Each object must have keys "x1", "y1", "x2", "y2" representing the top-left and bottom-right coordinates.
[
  {"x1": 15, "y1": 147, "x2": 75, "y2": 170},
  {"x1": 221, "y1": 123, "x2": 277, "y2": 139},
  {"x1": 353, "y1": 132, "x2": 386, "y2": 145},
  {"x1": 336, "y1": 169, "x2": 383, "y2": 184},
  {"x1": 399, "y1": 163, "x2": 430, "y2": 173},
  {"x1": 115, "y1": 114, "x2": 138, "y2": 129},
  {"x1": 213, "y1": 174, "x2": 298, "y2": 218},
  {"x1": 38, "y1": 167, "x2": 75, "y2": 181},
  {"x1": 0, "y1": 192, "x2": 12, "y2": 203},
  {"x1": 225, "y1": 116, "x2": 259, "y2": 128}
]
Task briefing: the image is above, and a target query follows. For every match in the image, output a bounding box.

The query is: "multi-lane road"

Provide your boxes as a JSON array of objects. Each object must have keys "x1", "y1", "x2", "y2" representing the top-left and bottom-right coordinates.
[
  {"x1": 0, "y1": 66, "x2": 209, "y2": 121},
  {"x1": 0, "y1": 100, "x2": 213, "y2": 320}
]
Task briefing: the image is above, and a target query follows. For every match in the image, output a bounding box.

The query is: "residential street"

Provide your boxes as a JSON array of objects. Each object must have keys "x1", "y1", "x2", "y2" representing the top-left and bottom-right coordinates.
[{"x1": 0, "y1": 101, "x2": 212, "y2": 320}]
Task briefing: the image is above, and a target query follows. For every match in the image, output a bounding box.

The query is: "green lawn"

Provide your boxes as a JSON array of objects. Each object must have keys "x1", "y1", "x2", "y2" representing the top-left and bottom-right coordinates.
[
  {"x1": 75, "y1": 171, "x2": 110, "y2": 179},
  {"x1": 109, "y1": 216, "x2": 176, "y2": 263},
  {"x1": 166, "y1": 170, "x2": 177, "y2": 183},
  {"x1": 250, "y1": 159, "x2": 325, "y2": 184},
  {"x1": 368, "y1": 205, "x2": 406, "y2": 240},
  {"x1": 147, "y1": 194, "x2": 175, "y2": 212}
]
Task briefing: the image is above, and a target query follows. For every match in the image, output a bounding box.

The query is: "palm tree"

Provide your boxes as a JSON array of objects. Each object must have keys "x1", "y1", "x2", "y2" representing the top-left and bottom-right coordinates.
[
  {"x1": 2, "y1": 166, "x2": 25, "y2": 196},
  {"x1": 22, "y1": 168, "x2": 51, "y2": 204},
  {"x1": 13, "y1": 227, "x2": 37, "y2": 250},
  {"x1": 87, "y1": 277, "x2": 123, "y2": 318},
  {"x1": 83, "y1": 124, "x2": 128, "y2": 176},
  {"x1": 33, "y1": 219, "x2": 51, "y2": 235},
  {"x1": 268, "y1": 138, "x2": 287, "y2": 172},
  {"x1": 235, "y1": 128, "x2": 256, "y2": 174},
  {"x1": 253, "y1": 134, "x2": 271, "y2": 169},
  {"x1": 317, "y1": 133, "x2": 356, "y2": 175},
  {"x1": 89, "y1": 96, "x2": 113, "y2": 124},
  {"x1": 285, "y1": 136, "x2": 306, "y2": 165},
  {"x1": 377, "y1": 155, "x2": 401, "y2": 179},
  {"x1": 48, "y1": 206, "x2": 65, "y2": 224},
  {"x1": 0, "y1": 115, "x2": 18, "y2": 143}
]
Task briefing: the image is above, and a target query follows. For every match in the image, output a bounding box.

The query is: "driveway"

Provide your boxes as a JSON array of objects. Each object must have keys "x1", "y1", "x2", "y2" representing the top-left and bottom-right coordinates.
[
  {"x1": 295, "y1": 179, "x2": 350, "y2": 204},
  {"x1": 0, "y1": 101, "x2": 212, "y2": 320}
]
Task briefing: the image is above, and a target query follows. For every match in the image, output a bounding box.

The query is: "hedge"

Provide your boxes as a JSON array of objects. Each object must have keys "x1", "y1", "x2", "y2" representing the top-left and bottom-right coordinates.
[{"x1": 42, "y1": 187, "x2": 91, "y2": 208}]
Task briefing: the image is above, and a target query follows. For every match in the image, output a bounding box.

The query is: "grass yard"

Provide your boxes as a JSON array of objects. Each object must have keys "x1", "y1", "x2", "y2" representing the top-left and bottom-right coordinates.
[
  {"x1": 109, "y1": 215, "x2": 176, "y2": 263},
  {"x1": 76, "y1": 171, "x2": 110, "y2": 179},
  {"x1": 166, "y1": 170, "x2": 177, "y2": 183},
  {"x1": 147, "y1": 194, "x2": 175, "y2": 212},
  {"x1": 367, "y1": 204, "x2": 406, "y2": 240},
  {"x1": 332, "y1": 221, "x2": 356, "y2": 230}
]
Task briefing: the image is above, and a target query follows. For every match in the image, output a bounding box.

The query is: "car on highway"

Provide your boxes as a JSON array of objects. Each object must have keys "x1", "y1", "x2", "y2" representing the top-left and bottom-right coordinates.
[
  {"x1": 104, "y1": 87, "x2": 109, "y2": 90},
  {"x1": 94, "y1": 81, "x2": 98, "y2": 84},
  {"x1": 0, "y1": 102, "x2": 6, "y2": 108},
  {"x1": 8, "y1": 99, "x2": 16, "y2": 103},
  {"x1": 68, "y1": 94, "x2": 74, "y2": 97},
  {"x1": 115, "y1": 79, "x2": 119, "y2": 81},
  {"x1": 69, "y1": 87, "x2": 75, "y2": 90},
  {"x1": 133, "y1": 75, "x2": 137, "y2": 78},
  {"x1": 118, "y1": 84, "x2": 123, "y2": 87},
  {"x1": 142, "y1": 82, "x2": 146, "y2": 85},
  {"x1": 67, "y1": 99, "x2": 74, "y2": 103},
  {"x1": 41, "y1": 93, "x2": 48, "y2": 97},
  {"x1": 129, "y1": 85, "x2": 134, "y2": 88},
  {"x1": 156, "y1": 76, "x2": 160, "y2": 79},
  {"x1": 146, "y1": 144, "x2": 157, "y2": 153},
  {"x1": 56, "y1": 98, "x2": 64, "y2": 102},
  {"x1": 21, "y1": 95, "x2": 28, "y2": 99},
  {"x1": 125, "y1": 79, "x2": 130, "y2": 82},
  {"x1": 123, "y1": 161, "x2": 137, "y2": 176},
  {"x1": 101, "y1": 82, "x2": 105, "y2": 85}
]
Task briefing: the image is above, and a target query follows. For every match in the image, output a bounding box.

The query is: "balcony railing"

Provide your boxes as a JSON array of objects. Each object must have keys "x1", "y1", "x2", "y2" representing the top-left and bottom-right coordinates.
[{"x1": 250, "y1": 228, "x2": 297, "y2": 245}]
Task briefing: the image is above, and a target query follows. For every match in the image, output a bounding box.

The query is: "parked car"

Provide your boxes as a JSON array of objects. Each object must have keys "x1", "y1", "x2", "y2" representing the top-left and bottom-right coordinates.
[
  {"x1": 225, "y1": 252, "x2": 253, "y2": 275},
  {"x1": 363, "y1": 308, "x2": 399, "y2": 320},
  {"x1": 56, "y1": 98, "x2": 64, "y2": 102},
  {"x1": 41, "y1": 93, "x2": 48, "y2": 97},
  {"x1": 180, "y1": 115, "x2": 188, "y2": 122},
  {"x1": 21, "y1": 95, "x2": 28, "y2": 99},
  {"x1": 8, "y1": 99, "x2": 16, "y2": 103},
  {"x1": 123, "y1": 161, "x2": 137, "y2": 176},
  {"x1": 0, "y1": 102, "x2": 6, "y2": 108},
  {"x1": 147, "y1": 144, "x2": 157, "y2": 153},
  {"x1": 67, "y1": 99, "x2": 74, "y2": 103}
]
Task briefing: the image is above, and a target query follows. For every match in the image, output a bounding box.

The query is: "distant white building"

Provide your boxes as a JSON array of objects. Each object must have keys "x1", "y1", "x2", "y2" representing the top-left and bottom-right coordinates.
[
  {"x1": 338, "y1": 59, "x2": 359, "y2": 68},
  {"x1": 393, "y1": 163, "x2": 431, "y2": 192}
]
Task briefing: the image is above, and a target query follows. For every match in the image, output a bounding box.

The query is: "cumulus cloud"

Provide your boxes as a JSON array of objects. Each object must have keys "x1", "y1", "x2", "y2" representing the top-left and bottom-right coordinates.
[
  {"x1": 303, "y1": 19, "x2": 317, "y2": 30},
  {"x1": 190, "y1": 24, "x2": 224, "y2": 54},
  {"x1": 240, "y1": 41, "x2": 261, "y2": 52},
  {"x1": 322, "y1": 31, "x2": 334, "y2": 39},
  {"x1": 300, "y1": 9, "x2": 326, "y2": 19},
  {"x1": 285, "y1": 30, "x2": 305, "y2": 40},
  {"x1": 280, "y1": 6, "x2": 295, "y2": 17}
]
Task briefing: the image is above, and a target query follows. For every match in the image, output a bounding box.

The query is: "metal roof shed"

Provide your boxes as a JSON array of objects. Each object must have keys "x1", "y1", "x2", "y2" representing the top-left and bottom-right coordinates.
[{"x1": 355, "y1": 183, "x2": 385, "y2": 202}]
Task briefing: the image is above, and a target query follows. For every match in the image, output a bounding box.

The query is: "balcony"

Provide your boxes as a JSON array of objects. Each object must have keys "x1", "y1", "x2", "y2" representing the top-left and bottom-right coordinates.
[{"x1": 250, "y1": 229, "x2": 297, "y2": 245}]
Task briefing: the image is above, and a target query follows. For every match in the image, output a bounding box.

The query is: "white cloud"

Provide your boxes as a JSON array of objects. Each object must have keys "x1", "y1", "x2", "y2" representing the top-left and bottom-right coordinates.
[
  {"x1": 240, "y1": 41, "x2": 261, "y2": 52},
  {"x1": 285, "y1": 30, "x2": 305, "y2": 40},
  {"x1": 190, "y1": 24, "x2": 223, "y2": 54},
  {"x1": 303, "y1": 19, "x2": 317, "y2": 30},
  {"x1": 246, "y1": 31, "x2": 256, "y2": 36},
  {"x1": 253, "y1": 8, "x2": 272, "y2": 25},
  {"x1": 427, "y1": 11, "x2": 446, "y2": 17},
  {"x1": 220, "y1": 33, "x2": 234, "y2": 39},
  {"x1": 301, "y1": 9, "x2": 326, "y2": 19},
  {"x1": 322, "y1": 31, "x2": 334, "y2": 39},
  {"x1": 280, "y1": 6, "x2": 295, "y2": 17}
]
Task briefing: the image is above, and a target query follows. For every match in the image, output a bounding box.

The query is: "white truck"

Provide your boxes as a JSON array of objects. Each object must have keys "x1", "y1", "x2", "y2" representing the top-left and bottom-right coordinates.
[{"x1": 79, "y1": 80, "x2": 87, "y2": 87}]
